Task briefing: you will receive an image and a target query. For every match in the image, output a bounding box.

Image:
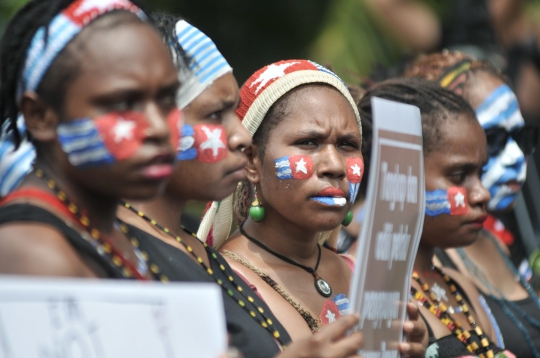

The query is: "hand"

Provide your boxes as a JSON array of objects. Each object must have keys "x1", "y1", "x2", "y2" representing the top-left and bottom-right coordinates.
[
  {"x1": 399, "y1": 302, "x2": 427, "y2": 358},
  {"x1": 275, "y1": 314, "x2": 363, "y2": 358}
]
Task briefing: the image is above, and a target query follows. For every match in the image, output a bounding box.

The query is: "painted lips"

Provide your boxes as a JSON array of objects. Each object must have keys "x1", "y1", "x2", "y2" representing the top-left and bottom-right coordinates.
[{"x1": 312, "y1": 187, "x2": 347, "y2": 207}]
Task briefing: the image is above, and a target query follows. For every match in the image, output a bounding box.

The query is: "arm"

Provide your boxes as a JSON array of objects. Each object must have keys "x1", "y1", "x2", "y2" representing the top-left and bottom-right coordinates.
[
  {"x1": 0, "y1": 223, "x2": 97, "y2": 277},
  {"x1": 365, "y1": 0, "x2": 441, "y2": 52}
]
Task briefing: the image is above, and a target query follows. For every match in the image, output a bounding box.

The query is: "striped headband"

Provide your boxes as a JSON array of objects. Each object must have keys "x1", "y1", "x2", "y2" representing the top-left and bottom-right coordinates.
[
  {"x1": 174, "y1": 20, "x2": 233, "y2": 109},
  {"x1": 198, "y1": 59, "x2": 362, "y2": 249},
  {"x1": 18, "y1": 0, "x2": 146, "y2": 100}
]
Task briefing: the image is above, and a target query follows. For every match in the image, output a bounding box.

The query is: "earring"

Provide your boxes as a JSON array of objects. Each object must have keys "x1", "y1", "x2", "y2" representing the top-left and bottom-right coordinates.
[
  {"x1": 341, "y1": 210, "x2": 353, "y2": 226},
  {"x1": 249, "y1": 186, "x2": 265, "y2": 222}
]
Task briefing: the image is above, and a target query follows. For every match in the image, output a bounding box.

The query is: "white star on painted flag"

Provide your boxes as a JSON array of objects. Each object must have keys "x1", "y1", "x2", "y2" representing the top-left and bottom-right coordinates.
[
  {"x1": 112, "y1": 119, "x2": 136, "y2": 143},
  {"x1": 250, "y1": 62, "x2": 300, "y2": 94},
  {"x1": 295, "y1": 158, "x2": 308, "y2": 174},
  {"x1": 454, "y1": 191, "x2": 466, "y2": 208},
  {"x1": 200, "y1": 126, "x2": 226, "y2": 157},
  {"x1": 351, "y1": 163, "x2": 361, "y2": 176},
  {"x1": 325, "y1": 310, "x2": 336, "y2": 323},
  {"x1": 74, "y1": 0, "x2": 128, "y2": 16}
]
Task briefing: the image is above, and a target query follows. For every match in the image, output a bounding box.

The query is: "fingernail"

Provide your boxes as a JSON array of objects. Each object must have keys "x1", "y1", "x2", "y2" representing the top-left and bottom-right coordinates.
[
  {"x1": 403, "y1": 322, "x2": 414, "y2": 331},
  {"x1": 401, "y1": 342, "x2": 411, "y2": 352}
]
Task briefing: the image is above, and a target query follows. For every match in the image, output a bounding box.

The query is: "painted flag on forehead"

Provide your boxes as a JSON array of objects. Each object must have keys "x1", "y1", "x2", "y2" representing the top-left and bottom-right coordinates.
[
  {"x1": 274, "y1": 155, "x2": 313, "y2": 180},
  {"x1": 425, "y1": 187, "x2": 469, "y2": 217},
  {"x1": 475, "y1": 84, "x2": 524, "y2": 130},
  {"x1": 347, "y1": 157, "x2": 363, "y2": 204},
  {"x1": 57, "y1": 112, "x2": 147, "y2": 168}
]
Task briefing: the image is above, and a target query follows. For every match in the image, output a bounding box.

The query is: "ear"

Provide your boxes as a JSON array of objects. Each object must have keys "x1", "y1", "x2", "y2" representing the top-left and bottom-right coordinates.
[
  {"x1": 18, "y1": 91, "x2": 58, "y2": 142},
  {"x1": 244, "y1": 144, "x2": 262, "y2": 184}
]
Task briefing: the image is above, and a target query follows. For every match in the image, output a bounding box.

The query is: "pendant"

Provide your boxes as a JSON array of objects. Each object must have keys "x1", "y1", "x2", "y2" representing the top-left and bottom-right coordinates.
[{"x1": 315, "y1": 278, "x2": 332, "y2": 297}]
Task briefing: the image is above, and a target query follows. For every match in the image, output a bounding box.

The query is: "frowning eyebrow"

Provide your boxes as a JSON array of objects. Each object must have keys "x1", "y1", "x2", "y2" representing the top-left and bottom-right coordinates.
[{"x1": 292, "y1": 129, "x2": 361, "y2": 142}]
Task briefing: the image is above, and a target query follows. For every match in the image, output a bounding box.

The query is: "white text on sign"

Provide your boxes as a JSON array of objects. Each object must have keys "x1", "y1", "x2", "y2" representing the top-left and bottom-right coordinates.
[{"x1": 379, "y1": 162, "x2": 418, "y2": 211}]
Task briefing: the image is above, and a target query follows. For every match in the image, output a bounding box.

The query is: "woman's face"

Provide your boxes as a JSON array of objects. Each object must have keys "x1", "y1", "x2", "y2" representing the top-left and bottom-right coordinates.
[
  {"x1": 253, "y1": 85, "x2": 362, "y2": 233},
  {"x1": 166, "y1": 73, "x2": 252, "y2": 201},
  {"x1": 466, "y1": 71, "x2": 527, "y2": 211},
  {"x1": 422, "y1": 115, "x2": 490, "y2": 248},
  {"x1": 51, "y1": 21, "x2": 179, "y2": 200}
]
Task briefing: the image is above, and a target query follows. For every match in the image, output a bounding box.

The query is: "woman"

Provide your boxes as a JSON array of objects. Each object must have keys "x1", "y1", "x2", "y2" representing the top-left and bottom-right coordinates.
[
  {"x1": 199, "y1": 59, "x2": 427, "y2": 357},
  {"x1": 356, "y1": 77, "x2": 515, "y2": 357},
  {"x1": 405, "y1": 51, "x2": 540, "y2": 357},
  {"x1": 0, "y1": 0, "x2": 179, "y2": 279},
  {"x1": 117, "y1": 18, "x2": 367, "y2": 358}
]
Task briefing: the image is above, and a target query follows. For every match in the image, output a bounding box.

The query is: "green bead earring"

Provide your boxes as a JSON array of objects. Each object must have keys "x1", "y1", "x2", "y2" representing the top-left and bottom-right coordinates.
[
  {"x1": 341, "y1": 210, "x2": 353, "y2": 226},
  {"x1": 249, "y1": 187, "x2": 265, "y2": 222}
]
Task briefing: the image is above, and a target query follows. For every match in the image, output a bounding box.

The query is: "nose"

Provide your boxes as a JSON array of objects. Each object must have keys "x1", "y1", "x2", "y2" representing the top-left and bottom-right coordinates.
[
  {"x1": 143, "y1": 103, "x2": 170, "y2": 143},
  {"x1": 227, "y1": 113, "x2": 252, "y2": 152},
  {"x1": 469, "y1": 178, "x2": 491, "y2": 210},
  {"x1": 318, "y1": 145, "x2": 346, "y2": 179}
]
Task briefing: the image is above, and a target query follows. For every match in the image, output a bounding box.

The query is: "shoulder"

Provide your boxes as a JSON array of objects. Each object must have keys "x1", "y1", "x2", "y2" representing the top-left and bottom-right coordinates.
[{"x1": 0, "y1": 221, "x2": 96, "y2": 277}]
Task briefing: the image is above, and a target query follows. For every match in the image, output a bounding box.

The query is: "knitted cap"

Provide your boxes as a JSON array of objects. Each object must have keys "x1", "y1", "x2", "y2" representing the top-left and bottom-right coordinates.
[
  {"x1": 197, "y1": 59, "x2": 362, "y2": 248},
  {"x1": 174, "y1": 20, "x2": 233, "y2": 109}
]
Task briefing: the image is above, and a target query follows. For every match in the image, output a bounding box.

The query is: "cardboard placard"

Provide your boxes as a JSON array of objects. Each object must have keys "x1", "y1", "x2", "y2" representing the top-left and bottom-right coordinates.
[
  {"x1": 0, "y1": 276, "x2": 226, "y2": 358},
  {"x1": 349, "y1": 97, "x2": 425, "y2": 357}
]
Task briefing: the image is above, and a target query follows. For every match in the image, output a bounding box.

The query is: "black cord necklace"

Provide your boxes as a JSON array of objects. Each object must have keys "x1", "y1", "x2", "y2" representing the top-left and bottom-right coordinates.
[{"x1": 239, "y1": 222, "x2": 332, "y2": 298}]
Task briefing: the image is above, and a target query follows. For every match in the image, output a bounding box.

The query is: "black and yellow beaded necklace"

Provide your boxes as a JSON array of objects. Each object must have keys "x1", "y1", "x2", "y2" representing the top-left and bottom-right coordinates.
[
  {"x1": 412, "y1": 267, "x2": 494, "y2": 357},
  {"x1": 33, "y1": 169, "x2": 168, "y2": 282},
  {"x1": 121, "y1": 201, "x2": 286, "y2": 347}
]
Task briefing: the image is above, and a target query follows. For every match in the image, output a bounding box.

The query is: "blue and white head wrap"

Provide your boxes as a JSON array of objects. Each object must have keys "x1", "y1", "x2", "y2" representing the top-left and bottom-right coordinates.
[
  {"x1": 174, "y1": 20, "x2": 233, "y2": 109},
  {"x1": 18, "y1": 0, "x2": 146, "y2": 100}
]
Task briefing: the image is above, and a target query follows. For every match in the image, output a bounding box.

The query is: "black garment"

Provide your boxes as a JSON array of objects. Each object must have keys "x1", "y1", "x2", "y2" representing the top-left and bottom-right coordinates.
[
  {"x1": 0, "y1": 203, "x2": 126, "y2": 278},
  {"x1": 0, "y1": 204, "x2": 292, "y2": 357},
  {"x1": 134, "y1": 231, "x2": 292, "y2": 358},
  {"x1": 483, "y1": 295, "x2": 540, "y2": 358}
]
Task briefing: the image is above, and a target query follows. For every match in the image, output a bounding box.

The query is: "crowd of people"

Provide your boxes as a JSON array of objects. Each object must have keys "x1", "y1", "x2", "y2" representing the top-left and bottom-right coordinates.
[{"x1": 1, "y1": 0, "x2": 540, "y2": 357}]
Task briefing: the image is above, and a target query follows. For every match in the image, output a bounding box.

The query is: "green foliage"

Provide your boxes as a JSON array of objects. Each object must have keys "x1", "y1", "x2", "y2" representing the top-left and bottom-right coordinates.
[{"x1": 0, "y1": 0, "x2": 30, "y2": 36}]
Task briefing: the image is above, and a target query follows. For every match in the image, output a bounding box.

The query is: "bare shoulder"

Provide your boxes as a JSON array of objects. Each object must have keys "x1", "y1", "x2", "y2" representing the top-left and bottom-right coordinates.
[{"x1": 0, "y1": 222, "x2": 96, "y2": 277}]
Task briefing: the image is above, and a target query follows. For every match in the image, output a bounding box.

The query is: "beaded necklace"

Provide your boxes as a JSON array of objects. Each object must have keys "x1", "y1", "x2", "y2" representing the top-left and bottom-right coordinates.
[
  {"x1": 120, "y1": 201, "x2": 286, "y2": 347},
  {"x1": 33, "y1": 169, "x2": 167, "y2": 282},
  {"x1": 412, "y1": 268, "x2": 494, "y2": 357}
]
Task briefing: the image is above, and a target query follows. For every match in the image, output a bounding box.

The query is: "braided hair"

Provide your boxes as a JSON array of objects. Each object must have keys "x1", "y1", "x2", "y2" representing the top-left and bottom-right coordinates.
[
  {"x1": 151, "y1": 12, "x2": 192, "y2": 72},
  {"x1": 0, "y1": 0, "x2": 149, "y2": 148},
  {"x1": 402, "y1": 50, "x2": 508, "y2": 91},
  {"x1": 358, "y1": 77, "x2": 478, "y2": 155}
]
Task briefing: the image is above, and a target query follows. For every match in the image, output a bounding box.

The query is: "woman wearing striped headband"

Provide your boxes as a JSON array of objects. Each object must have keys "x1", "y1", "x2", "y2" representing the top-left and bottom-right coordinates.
[
  {"x1": 117, "y1": 16, "x2": 373, "y2": 358},
  {"x1": 404, "y1": 51, "x2": 540, "y2": 357},
  {"x1": 0, "y1": 0, "x2": 180, "y2": 279},
  {"x1": 199, "y1": 59, "x2": 428, "y2": 357}
]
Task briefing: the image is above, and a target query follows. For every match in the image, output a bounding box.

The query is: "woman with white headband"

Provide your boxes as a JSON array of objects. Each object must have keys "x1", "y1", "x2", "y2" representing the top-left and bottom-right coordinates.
[
  {"x1": 199, "y1": 59, "x2": 428, "y2": 357},
  {"x1": 118, "y1": 15, "x2": 372, "y2": 358},
  {"x1": 0, "y1": 0, "x2": 180, "y2": 279}
]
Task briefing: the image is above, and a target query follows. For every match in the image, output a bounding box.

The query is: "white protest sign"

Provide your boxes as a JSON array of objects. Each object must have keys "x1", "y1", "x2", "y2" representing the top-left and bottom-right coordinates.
[
  {"x1": 349, "y1": 97, "x2": 425, "y2": 357},
  {"x1": 0, "y1": 276, "x2": 226, "y2": 358}
]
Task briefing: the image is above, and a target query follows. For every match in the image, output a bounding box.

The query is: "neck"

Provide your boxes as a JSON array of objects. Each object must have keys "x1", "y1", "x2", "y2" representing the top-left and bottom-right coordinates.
[
  {"x1": 414, "y1": 241, "x2": 436, "y2": 275},
  {"x1": 34, "y1": 157, "x2": 119, "y2": 234},
  {"x1": 130, "y1": 193, "x2": 186, "y2": 237},
  {"x1": 242, "y1": 211, "x2": 321, "y2": 264}
]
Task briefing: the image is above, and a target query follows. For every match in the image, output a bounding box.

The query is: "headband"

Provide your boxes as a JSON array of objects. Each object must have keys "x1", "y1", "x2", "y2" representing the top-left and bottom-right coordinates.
[
  {"x1": 437, "y1": 59, "x2": 472, "y2": 89},
  {"x1": 197, "y1": 59, "x2": 362, "y2": 249},
  {"x1": 174, "y1": 20, "x2": 233, "y2": 109},
  {"x1": 18, "y1": 0, "x2": 146, "y2": 100}
]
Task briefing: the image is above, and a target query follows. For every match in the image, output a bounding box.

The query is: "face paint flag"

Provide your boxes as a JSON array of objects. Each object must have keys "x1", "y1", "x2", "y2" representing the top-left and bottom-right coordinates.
[
  {"x1": 347, "y1": 157, "x2": 364, "y2": 204},
  {"x1": 425, "y1": 186, "x2": 469, "y2": 217},
  {"x1": 167, "y1": 108, "x2": 182, "y2": 154},
  {"x1": 274, "y1": 155, "x2": 313, "y2": 180},
  {"x1": 57, "y1": 112, "x2": 148, "y2": 168},
  {"x1": 312, "y1": 197, "x2": 347, "y2": 207},
  {"x1": 177, "y1": 124, "x2": 197, "y2": 161},
  {"x1": 193, "y1": 124, "x2": 227, "y2": 163}
]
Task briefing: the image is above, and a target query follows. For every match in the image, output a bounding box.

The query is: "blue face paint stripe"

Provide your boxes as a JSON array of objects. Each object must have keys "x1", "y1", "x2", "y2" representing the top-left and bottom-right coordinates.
[
  {"x1": 475, "y1": 85, "x2": 513, "y2": 115},
  {"x1": 275, "y1": 156, "x2": 293, "y2": 179},
  {"x1": 425, "y1": 189, "x2": 451, "y2": 216},
  {"x1": 177, "y1": 124, "x2": 196, "y2": 161},
  {"x1": 349, "y1": 182, "x2": 359, "y2": 204},
  {"x1": 312, "y1": 197, "x2": 346, "y2": 206},
  {"x1": 480, "y1": 98, "x2": 519, "y2": 130}
]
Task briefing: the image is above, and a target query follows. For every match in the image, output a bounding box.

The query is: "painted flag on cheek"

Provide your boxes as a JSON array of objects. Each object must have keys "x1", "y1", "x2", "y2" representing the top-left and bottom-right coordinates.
[
  {"x1": 346, "y1": 157, "x2": 363, "y2": 204},
  {"x1": 177, "y1": 124, "x2": 197, "y2": 161},
  {"x1": 425, "y1": 186, "x2": 469, "y2": 217},
  {"x1": 193, "y1": 124, "x2": 227, "y2": 163},
  {"x1": 57, "y1": 112, "x2": 148, "y2": 168},
  {"x1": 274, "y1": 155, "x2": 313, "y2": 180}
]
